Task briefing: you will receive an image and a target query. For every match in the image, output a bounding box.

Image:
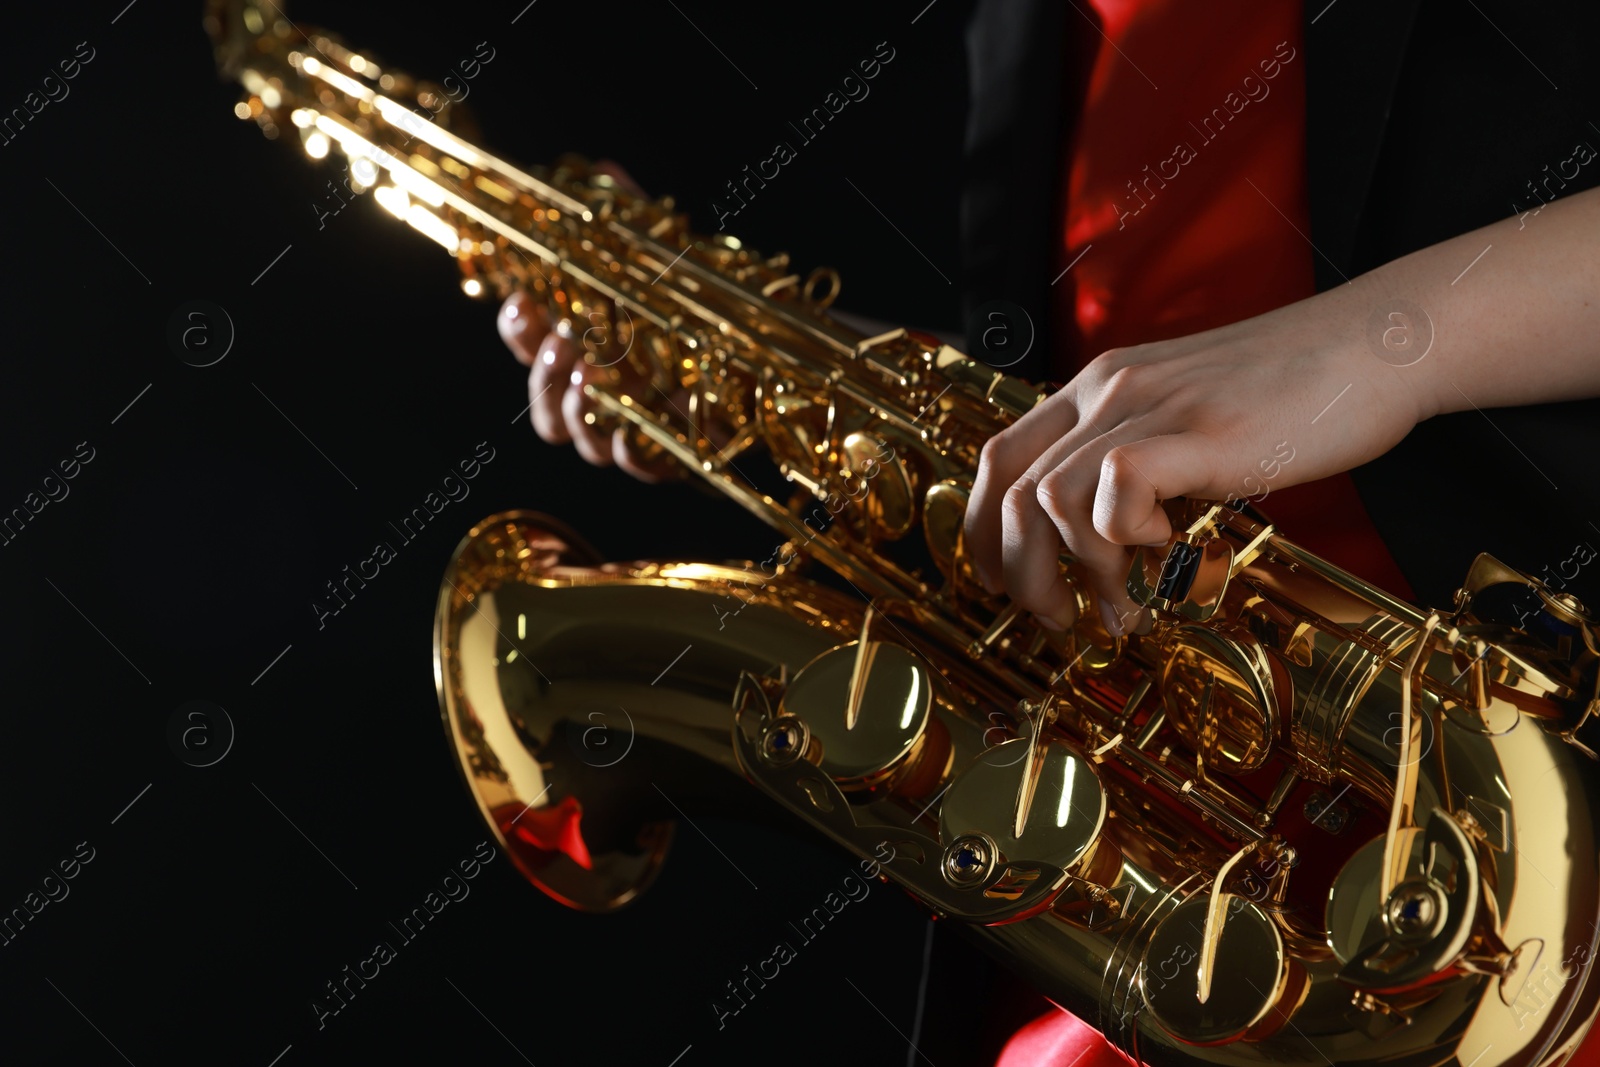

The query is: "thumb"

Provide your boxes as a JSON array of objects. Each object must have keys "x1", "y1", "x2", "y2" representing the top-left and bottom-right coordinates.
[{"x1": 1092, "y1": 434, "x2": 1219, "y2": 546}]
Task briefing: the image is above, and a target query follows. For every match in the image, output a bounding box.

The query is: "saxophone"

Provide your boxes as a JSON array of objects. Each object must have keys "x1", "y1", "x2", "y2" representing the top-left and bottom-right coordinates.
[{"x1": 210, "y1": 5, "x2": 1600, "y2": 1063}]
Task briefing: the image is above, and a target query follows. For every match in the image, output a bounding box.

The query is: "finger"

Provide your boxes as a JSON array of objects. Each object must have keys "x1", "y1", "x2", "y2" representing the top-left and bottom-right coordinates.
[
  {"x1": 611, "y1": 428, "x2": 679, "y2": 483},
  {"x1": 594, "y1": 158, "x2": 647, "y2": 198},
  {"x1": 998, "y1": 472, "x2": 1081, "y2": 632},
  {"x1": 562, "y1": 357, "x2": 615, "y2": 467},
  {"x1": 1093, "y1": 433, "x2": 1219, "y2": 547},
  {"x1": 992, "y1": 413, "x2": 1125, "y2": 629},
  {"x1": 529, "y1": 331, "x2": 581, "y2": 443},
  {"x1": 965, "y1": 390, "x2": 1081, "y2": 594},
  {"x1": 607, "y1": 373, "x2": 685, "y2": 483},
  {"x1": 499, "y1": 291, "x2": 549, "y2": 366},
  {"x1": 603, "y1": 354, "x2": 682, "y2": 483},
  {"x1": 1035, "y1": 445, "x2": 1147, "y2": 636}
]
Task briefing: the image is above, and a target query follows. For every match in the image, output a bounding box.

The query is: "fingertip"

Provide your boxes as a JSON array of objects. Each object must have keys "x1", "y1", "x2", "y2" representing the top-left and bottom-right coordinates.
[
  {"x1": 1096, "y1": 596, "x2": 1149, "y2": 639},
  {"x1": 500, "y1": 292, "x2": 549, "y2": 365},
  {"x1": 612, "y1": 428, "x2": 664, "y2": 483},
  {"x1": 594, "y1": 159, "x2": 647, "y2": 198},
  {"x1": 567, "y1": 418, "x2": 615, "y2": 467},
  {"x1": 1010, "y1": 576, "x2": 1079, "y2": 635},
  {"x1": 1098, "y1": 599, "x2": 1127, "y2": 638},
  {"x1": 964, "y1": 477, "x2": 1000, "y2": 595},
  {"x1": 539, "y1": 331, "x2": 576, "y2": 368},
  {"x1": 561, "y1": 364, "x2": 615, "y2": 467},
  {"x1": 500, "y1": 290, "x2": 526, "y2": 327},
  {"x1": 961, "y1": 510, "x2": 994, "y2": 590},
  {"x1": 528, "y1": 364, "x2": 569, "y2": 444},
  {"x1": 499, "y1": 315, "x2": 531, "y2": 366},
  {"x1": 530, "y1": 337, "x2": 576, "y2": 443}
]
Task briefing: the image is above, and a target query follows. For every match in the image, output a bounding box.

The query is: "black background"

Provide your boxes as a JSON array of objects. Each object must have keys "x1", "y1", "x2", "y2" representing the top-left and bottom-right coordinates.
[
  {"x1": 0, "y1": 1, "x2": 1026, "y2": 1065},
  {"x1": 5, "y1": 1, "x2": 1600, "y2": 1066}
]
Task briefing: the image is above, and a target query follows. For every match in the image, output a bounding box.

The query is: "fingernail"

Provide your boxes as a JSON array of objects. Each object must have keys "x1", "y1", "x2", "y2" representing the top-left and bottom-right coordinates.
[
  {"x1": 1098, "y1": 600, "x2": 1125, "y2": 637},
  {"x1": 1036, "y1": 615, "x2": 1065, "y2": 632},
  {"x1": 537, "y1": 332, "x2": 566, "y2": 366},
  {"x1": 499, "y1": 302, "x2": 528, "y2": 341}
]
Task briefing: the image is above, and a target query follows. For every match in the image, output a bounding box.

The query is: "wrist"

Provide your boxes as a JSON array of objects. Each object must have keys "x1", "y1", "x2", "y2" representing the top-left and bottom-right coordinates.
[{"x1": 1337, "y1": 265, "x2": 1445, "y2": 425}]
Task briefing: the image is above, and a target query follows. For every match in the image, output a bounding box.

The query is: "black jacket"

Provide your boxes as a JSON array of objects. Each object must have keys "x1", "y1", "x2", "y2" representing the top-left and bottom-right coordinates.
[{"x1": 960, "y1": 0, "x2": 1600, "y2": 608}]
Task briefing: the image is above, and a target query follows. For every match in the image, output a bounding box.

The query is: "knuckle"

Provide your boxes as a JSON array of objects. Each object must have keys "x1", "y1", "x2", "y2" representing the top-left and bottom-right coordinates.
[
  {"x1": 1097, "y1": 363, "x2": 1152, "y2": 408},
  {"x1": 1001, "y1": 479, "x2": 1037, "y2": 523},
  {"x1": 1035, "y1": 470, "x2": 1073, "y2": 522},
  {"x1": 978, "y1": 430, "x2": 1012, "y2": 471},
  {"x1": 1084, "y1": 346, "x2": 1131, "y2": 374},
  {"x1": 1095, "y1": 499, "x2": 1133, "y2": 543},
  {"x1": 1100, "y1": 445, "x2": 1136, "y2": 485}
]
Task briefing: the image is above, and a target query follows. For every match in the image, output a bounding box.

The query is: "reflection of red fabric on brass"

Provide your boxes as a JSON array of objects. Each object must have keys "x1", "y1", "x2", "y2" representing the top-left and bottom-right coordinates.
[{"x1": 494, "y1": 795, "x2": 593, "y2": 870}]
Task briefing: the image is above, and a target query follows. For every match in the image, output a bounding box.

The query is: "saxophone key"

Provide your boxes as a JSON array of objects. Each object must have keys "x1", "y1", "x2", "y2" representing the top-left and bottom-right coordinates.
[
  {"x1": 776, "y1": 638, "x2": 947, "y2": 796},
  {"x1": 1139, "y1": 892, "x2": 1302, "y2": 1046},
  {"x1": 939, "y1": 735, "x2": 1108, "y2": 904}
]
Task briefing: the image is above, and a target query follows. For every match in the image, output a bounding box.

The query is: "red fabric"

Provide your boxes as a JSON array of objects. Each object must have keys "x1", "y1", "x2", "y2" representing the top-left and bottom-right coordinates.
[
  {"x1": 1001, "y1": 3, "x2": 1410, "y2": 1065},
  {"x1": 1049, "y1": 0, "x2": 1411, "y2": 599},
  {"x1": 1004, "y1": 4, "x2": 1600, "y2": 1059}
]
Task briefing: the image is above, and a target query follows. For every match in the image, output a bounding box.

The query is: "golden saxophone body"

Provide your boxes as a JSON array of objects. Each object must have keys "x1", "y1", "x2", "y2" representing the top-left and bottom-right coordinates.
[{"x1": 210, "y1": 5, "x2": 1600, "y2": 1063}]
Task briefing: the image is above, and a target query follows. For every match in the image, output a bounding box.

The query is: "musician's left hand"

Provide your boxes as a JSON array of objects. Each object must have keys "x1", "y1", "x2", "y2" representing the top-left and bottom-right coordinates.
[
  {"x1": 964, "y1": 185, "x2": 1600, "y2": 635},
  {"x1": 498, "y1": 161, "x2": 681, "y2": 483}
]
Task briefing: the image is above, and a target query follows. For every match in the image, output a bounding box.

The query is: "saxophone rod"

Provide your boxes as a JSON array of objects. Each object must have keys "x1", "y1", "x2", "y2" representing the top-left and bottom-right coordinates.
[
  {"x1": 1265, "y1": 533, "x2": 1433, "y2": 632},
  {"x1": 294, "y1": 51, "x2": 863, "y2": 360},
  {"x1": 594, "y1": 390, "x2": 903, "y2": 602}
]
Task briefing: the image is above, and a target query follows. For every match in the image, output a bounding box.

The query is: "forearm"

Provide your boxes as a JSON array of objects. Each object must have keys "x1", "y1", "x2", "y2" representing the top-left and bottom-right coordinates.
[{"x1": 1346, "y1": 184, "x2": 1600, "y2": 420}]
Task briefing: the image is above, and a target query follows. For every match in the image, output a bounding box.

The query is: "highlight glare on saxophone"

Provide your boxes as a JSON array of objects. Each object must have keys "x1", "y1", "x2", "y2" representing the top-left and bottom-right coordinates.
[{"x1": 209, "y1": 4, "x2": 1600, "y2": 1064}]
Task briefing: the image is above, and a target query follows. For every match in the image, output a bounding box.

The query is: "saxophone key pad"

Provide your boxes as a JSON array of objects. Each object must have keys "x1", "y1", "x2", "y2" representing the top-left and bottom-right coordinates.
[
  {"x1": 1140, "y1": 893, "x2": 1292, "y2": 1046},
  {"x1": 779, "y1": 639, "x2": 933, "y2": 792},
  {"x1": 939, "y1": 738, "x2": 1107, "y2": 882}
]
